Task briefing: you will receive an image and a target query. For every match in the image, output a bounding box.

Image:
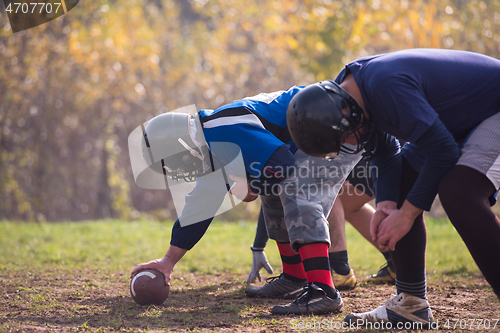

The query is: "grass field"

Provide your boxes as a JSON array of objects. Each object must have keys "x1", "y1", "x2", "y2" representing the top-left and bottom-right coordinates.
[{"x1": 0, "y1": 218, "x2": 498, "y2": 332}]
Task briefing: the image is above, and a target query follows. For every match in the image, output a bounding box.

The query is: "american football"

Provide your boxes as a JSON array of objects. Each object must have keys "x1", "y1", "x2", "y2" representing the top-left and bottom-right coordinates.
[{"x1": 130, "y1": 269, "x2": 170, "y2": 306}]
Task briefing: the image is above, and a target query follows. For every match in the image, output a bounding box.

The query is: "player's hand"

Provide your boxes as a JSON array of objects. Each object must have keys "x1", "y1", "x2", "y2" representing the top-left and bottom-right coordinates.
[
  {"x1": 229, "y1": 175, "x2": 258, "y2": 202},
  {"x1": 374, "y1": 201, "x2": 422, "y2": 251},
  {"x1": 131, "y1": 256, "x2": 175, "y2": 286},
  {"x1": 245, "y1": 247, "x2": 273, "y2": 283},
  {"x1": 242, "y1": 190, "x2": 258, "y2": 202},
  {"x1": 370, "y1": 201, "x2": 397, "y2": 252}
]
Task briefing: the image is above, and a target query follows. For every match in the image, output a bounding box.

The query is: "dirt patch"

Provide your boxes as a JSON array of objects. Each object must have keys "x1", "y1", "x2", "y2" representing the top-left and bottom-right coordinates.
[{"x1": 0, "y1": 269, "x2": 498, "y2": 332}]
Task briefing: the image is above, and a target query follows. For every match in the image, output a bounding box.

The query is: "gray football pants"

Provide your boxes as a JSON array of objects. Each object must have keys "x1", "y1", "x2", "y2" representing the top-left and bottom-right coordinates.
[{"x1": 261, "y1": 149, "x2": 361, "y2": 252}]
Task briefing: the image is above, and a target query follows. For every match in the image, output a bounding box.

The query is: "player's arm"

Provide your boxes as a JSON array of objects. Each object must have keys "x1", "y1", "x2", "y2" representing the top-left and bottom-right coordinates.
[
  {"x1": 366, "y1": 132, "x2": 402, "y2": 249},
  {"x1": 403, "y1": 118, "x2": 460, "y2": 211},
  {"x1": 131, "y1": 185, "x2": 223, "y2": 283},
  {"x1": 370, "y1": 80, "x2": 460, "y2": 212},
  {"x1": 373, "y1": 119, "x2": 460, "y2": 250},
  {"x1": 130, "y1": 245, "x2": 187, "y2": 285},
  {"x1": 130, "y1": 217, "x2": 212, "y2": 285}
]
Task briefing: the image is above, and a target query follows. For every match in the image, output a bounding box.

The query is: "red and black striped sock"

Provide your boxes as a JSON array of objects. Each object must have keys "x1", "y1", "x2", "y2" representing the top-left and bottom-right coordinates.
[
  {"x1": 299, "y1": 242, "x2": 337, "y2": 298},
  {"x1": 276, "y1": 242, "x2": 307, "y2": 283}
]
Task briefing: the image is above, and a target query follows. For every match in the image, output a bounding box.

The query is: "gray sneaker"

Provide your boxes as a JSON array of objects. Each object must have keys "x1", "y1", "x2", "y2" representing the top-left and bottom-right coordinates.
[
  {"x1": 271, "y1": 283, "x2": 344, "y2": 315},
  {"x1": 245, "y1": 274, "x2": 306, "y2": 299},
  {"x1": 344, "y1": 293, "x2": 433, "y2": 328}
]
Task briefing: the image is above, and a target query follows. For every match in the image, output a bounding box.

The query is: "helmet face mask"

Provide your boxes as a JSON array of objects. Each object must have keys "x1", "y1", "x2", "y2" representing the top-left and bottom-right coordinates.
[
  {"x1": 338, "y1": 118, "x2": 372, "y2": 155},
  {"x1": 142, "y1": 112, "x2": 206, "y2": 182},
  {"x1": 287, "y1": 80, "x2": 372, "y2": 159},
  {"x1": 161, "y1": 149, "x2": 203, "y2": 182}
]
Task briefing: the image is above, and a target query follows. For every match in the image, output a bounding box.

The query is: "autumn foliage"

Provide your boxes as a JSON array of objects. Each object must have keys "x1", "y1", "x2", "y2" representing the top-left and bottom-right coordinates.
[{"x1": 1, "y1": 0, "x2": 499, "y2": 221}]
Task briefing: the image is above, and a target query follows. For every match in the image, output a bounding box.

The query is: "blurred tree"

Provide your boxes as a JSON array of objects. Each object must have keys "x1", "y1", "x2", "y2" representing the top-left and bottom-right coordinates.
[
  {"x1": 445, "y1": 0, "x2": 500, "y2": 58},
  {"x1": 0, "y1": 0, "x2": 499, "y2": 221}
]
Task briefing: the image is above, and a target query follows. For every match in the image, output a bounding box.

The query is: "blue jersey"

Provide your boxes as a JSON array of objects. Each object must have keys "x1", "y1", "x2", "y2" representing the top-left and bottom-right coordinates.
[
  {"x1": 337, "y1": 49, "x2": 500, "y2": 210},
  {"x1": 199, "y1": 86, "x2": 302, "y2": 177}
]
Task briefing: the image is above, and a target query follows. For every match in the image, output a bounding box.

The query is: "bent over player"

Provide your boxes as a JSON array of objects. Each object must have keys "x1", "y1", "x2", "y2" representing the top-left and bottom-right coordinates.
[
  {"x1": 287, "y1": 48, "x2": 500, "y2": 326},
  {"x1": 130, "y1": 87, "x2": 393, "y2": 314}
]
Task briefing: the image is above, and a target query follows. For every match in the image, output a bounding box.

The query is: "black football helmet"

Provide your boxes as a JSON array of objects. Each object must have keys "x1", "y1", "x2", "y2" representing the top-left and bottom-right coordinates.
[{"x1": 286, "y1": 80, "x2": 372, "y2": 159}]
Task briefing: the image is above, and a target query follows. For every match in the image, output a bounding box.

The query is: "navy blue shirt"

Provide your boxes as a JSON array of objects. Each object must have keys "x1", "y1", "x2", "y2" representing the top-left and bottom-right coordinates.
[{"x1": 337, "y1": 49, "x2": 500, "y2": 210}]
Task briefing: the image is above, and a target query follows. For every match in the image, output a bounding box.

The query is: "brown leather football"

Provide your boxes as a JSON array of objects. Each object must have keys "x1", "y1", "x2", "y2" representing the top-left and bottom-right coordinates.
[{"x1": 130, "y1": 269, "x2": 170, "y2": 305}]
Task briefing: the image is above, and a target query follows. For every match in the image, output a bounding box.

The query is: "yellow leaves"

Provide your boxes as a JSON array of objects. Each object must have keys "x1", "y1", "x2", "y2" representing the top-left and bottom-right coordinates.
[
  {"x1": 129, "y1": 7, "x2": 143, "y2": 21},
  {"x1": 285, "y1": 36, "x2": 299, "y2": 50},
  {"x1": 241, "y1": 21, "x2": 252, "y2": 32},
  {"x1": 149, "y1": 54, "x2": 160, "y2": 65},
  {"x1": 3, "y1": 0, "x2": 500, "y2": 221},
  {"x1": 263, "y1": 15, "x2": 284, "y2": 32},
  {"x1": 348, "y1": 7, "x2": 369, "y2": 48},
  {"x1": 90, "y1": 26, "x2": 101, "y2": 37},
  {"x1": 90, "y1": 51, "x2": 99, "y2": 61},
  {"x1": 312, "y1": 6, "x2": 328, "y2": 19},
  {"x1": 315, "y1": 40, "x2": 327, "y2": 54}
]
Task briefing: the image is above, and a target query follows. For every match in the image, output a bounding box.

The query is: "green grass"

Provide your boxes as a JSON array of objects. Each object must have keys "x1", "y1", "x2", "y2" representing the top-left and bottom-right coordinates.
[
  {"x1": 0, "y1": 218, "x2": 494, "y2": 333},
  {"x1": 0, "y1": 220, "x2": 258, "y2": 275},
  {"x1": 0, "y1": 217, "x2": 477, "y2": 278}
]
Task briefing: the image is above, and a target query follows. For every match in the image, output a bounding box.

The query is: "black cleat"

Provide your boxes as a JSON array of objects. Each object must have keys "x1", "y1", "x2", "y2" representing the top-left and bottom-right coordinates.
[
  {"x1": 245, "y1": 274, "x2": 306, "y2": 299},
  {"x1": 271, "y1": 283, "x2": 344, "y2": 315}
]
